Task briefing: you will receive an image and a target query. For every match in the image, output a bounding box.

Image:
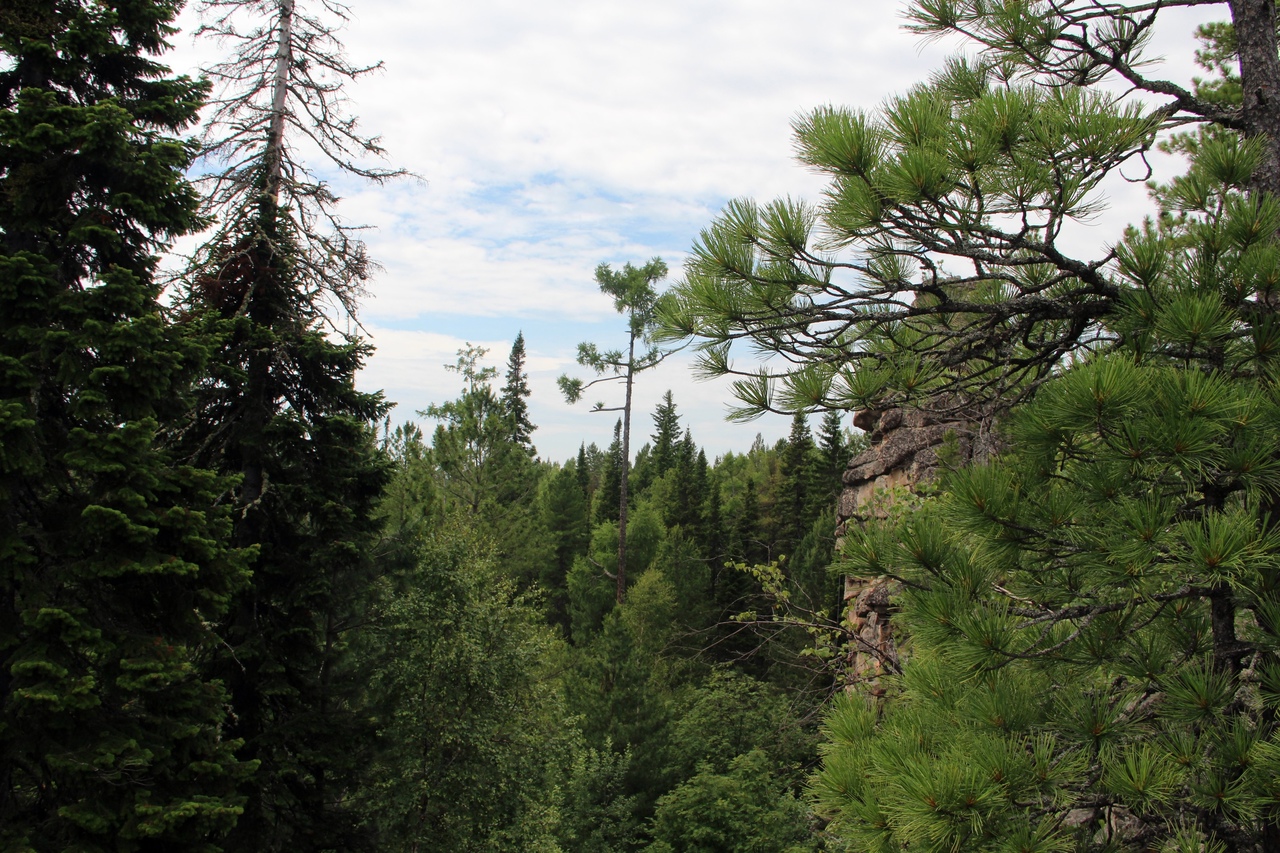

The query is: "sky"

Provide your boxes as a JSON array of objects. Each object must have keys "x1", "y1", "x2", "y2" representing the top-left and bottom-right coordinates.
[{"x1": 168, "y1": 0, "x2": 1225, "y2": 464}]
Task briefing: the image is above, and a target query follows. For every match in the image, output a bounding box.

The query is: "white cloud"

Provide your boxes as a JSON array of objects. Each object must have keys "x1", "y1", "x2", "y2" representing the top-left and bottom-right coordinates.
[{"x1": 167, "y1": 0, "x2": 1230, "y2": 462}]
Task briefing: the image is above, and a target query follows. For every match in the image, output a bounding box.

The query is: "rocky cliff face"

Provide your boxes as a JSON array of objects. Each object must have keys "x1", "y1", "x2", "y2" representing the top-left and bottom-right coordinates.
[{"x1": 836, "y1": 401, "x2": 994, "y2": 693}]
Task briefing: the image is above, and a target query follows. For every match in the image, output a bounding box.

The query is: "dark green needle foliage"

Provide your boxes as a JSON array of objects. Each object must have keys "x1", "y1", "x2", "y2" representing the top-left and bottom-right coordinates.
[
  {"x1": 655, "y1": 2, "x2": 1280, "y2": 421},
  {"x1": 501, "y1": 331, "x2": 537, "y2": 451},
  {"x1": 814, "y1": 112, "x2": 1280, "y2": 853},
  {"x1": 0, "y1": 0, "x2": 252, "y2": 847},
  {"x1": 172, "y1": 0, "x2": 398, "y2": 845}
]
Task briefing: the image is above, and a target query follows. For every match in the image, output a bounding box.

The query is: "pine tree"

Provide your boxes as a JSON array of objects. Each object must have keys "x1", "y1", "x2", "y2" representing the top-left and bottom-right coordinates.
[
  {"x1": 560, "y1": 259, "x2": 679, "y2": 602},
  {"x1": 701, "y1": 3, "x2": 1280, "y2": 850},
  {"x1": 0, "y1": 1, "x2": 252, "y2": 846},
  {"x1": 816, "y1": 340, "x2": 1280, "y2": 849},
  {"x1": 656, "y1": 2, "x2": 1280, "y2": 420}
]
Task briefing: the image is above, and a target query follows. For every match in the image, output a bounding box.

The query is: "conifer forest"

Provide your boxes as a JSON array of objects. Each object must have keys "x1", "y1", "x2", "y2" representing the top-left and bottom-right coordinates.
[{"x1": 11, "y1": 0, "x2": 1280, "y2": 851}]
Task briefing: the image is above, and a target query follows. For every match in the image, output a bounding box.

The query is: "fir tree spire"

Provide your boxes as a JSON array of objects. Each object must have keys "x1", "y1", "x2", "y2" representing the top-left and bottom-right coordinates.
[{"x1": 501, "y1": 331, "x2": 537, "y2": 451}]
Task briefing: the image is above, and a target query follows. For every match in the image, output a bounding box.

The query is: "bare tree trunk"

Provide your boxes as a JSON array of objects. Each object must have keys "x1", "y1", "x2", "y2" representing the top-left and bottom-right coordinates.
[
  {"x1": 264, "y1": 0, "x2": 294, "y2": 203},
  {"x1": 616, "y1": 330, "x2": 636, "y2": 603},
  {"x1": 1230, "y1": 0, "x2": 1280, "y2": 197}
]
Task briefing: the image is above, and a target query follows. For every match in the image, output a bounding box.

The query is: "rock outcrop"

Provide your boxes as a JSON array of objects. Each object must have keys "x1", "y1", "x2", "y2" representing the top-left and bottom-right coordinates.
[{"x1": 836, "y1": 400, "x2": 993, "y2": 692}]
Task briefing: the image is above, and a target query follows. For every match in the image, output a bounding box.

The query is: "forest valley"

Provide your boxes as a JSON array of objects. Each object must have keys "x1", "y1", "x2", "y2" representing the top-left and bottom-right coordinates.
[{"x1": 10, "y1": 0, "x2": 1280, "y2": 851}]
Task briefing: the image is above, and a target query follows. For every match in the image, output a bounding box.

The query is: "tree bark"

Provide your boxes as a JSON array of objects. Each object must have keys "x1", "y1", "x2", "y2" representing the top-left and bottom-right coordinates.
[
  {"x1": 1230, "y1": 0, "x2": 1280, "y2": 197},
  {"x1": 1210, "y1": 583, "x2": 1243, "y2": 675},
  {"x1": 616, "y1": 329, "x2": 636, "y2": 603},
  {"x1": 264, "y1": 0, "x2": 295, "y2": 203}
]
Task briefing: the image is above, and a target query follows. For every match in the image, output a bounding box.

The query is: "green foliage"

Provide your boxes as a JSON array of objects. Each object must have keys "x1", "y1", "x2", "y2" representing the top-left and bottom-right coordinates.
[
  {"x1": 171, "y1": 0, "x2": 401, "y2": 843},
  {"x1": 567, "y1": 570, "x2": 680, "y2": 811},
  {"x1": 377, "y1": 421, "x2": 442, "y2": 537},
  {"x1": 0, "y1": 1, "x2": 258, "y2": 847},
  {"x1": 561, "y1": 259, "x2": 681, "y2": 602},
  {"x1": 557, "y1": 743, "x2": 645, "y2": 852},
  {"x1": 650, "y1": 390, "x2": 682, "y2": 479},
  {"x1": 781, "y1": 6, "x2": 1280, "y2": 851},
  {"x1": 666, "y1": 671, "x2": 814, "y2": 781},
  {"x1": 816, "y1": 350, "x2": 1280, "y2": 847},
  {"x1": 424, "y1": 345, "x2": 522, "y2": 512},
  {"x1": 543, "y1": 461, "x2": 591, "y2": 630},
  {"x1": 649, "y1": 750, "x2": 817, "y2": 853},
  {"x1": 502, "y1": 331, "x2": 537, "y2": 450},
  {"x1": 361, "y1": 523, "x2": 575, "y2": 851},
  {"x1": 422, "y1": 344, "x2": 550, "y2": 586},
  {"x1": 654, "y1": 3, "x2": 1263, "y2": 418}
]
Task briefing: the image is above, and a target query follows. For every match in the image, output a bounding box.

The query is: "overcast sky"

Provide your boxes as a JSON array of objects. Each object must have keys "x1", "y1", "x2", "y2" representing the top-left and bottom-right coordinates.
[{"x1": 170, "y1": 1, "x2": 1224, "y2": 464}]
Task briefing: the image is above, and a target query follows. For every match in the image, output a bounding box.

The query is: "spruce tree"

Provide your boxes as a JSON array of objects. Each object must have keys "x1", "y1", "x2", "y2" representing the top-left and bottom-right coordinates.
[
  {"x1": 0, "y1": 0, "x2": 251, "y2": 846},
  {"x1": 576, "y1": 442, "x2": 592, "y2": 502},
  {"x1": 595, "y1": 420, "x2": 624, "y2": 528},
  {"x1": 811, "y1": 410, "x2": 847, "y2": 516},
  {"x1": 779, "y1": 411, "x2": 814, "y2": 555},
  {"x1": 543, "y1": 462, "x2": 590, "y2": 630},
  {"x1": 176, "y1": 0, "x2": 399, "y2": 845},
  {"x1": 736, "y1": 479, "x2": 765, "y2": 567},
  {"x1": 650, "y1": 390, "x2": 681, "y2": 478},
  {"x1": 501, "y1": 331, "x2": 536, "y2": 451}
]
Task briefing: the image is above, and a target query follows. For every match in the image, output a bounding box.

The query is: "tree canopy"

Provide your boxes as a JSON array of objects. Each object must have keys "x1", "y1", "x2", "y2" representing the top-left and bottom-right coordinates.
[{"x1": 656, "y1": 0, "x2": 1280, "y2": 422}]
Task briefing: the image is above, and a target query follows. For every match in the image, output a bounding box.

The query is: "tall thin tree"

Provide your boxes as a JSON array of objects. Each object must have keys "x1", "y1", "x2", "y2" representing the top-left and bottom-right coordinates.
[
  {"x1": 559, "y1": 259, "x2": 679, "y2": 603},
  {"x1": 176, "y1": 0, "x2": 403, "y2": 846},
  {"x1": 501, "y1": 331, "x2": 537, "y2": 451}
]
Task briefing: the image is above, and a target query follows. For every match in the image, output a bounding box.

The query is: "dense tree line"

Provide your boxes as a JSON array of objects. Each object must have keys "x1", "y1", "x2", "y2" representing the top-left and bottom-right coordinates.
[
  {"x1": 0, "y1": 4, "x2": 854, "y2": 848},
  {"x1": 658, "y1": 1, "x2": 1280, "y2": 850},
  {"x1": 10, "y1": 0, "x2": 1280, "y2": 851}
]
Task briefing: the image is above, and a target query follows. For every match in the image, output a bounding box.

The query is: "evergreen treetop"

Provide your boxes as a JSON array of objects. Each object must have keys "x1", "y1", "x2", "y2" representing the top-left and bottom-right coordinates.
[
  {"x1": 0, "y1": 0, "x2": 252, "y2": 846},
  {"x1": 501, "y1": 331, "x2": 537, "y2": 451}
]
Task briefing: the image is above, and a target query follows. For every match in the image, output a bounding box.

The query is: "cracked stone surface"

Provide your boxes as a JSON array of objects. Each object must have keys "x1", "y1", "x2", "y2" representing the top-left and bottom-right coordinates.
[{"x1": 837, "y1": 401, "x2": 990, "y2": 690}]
